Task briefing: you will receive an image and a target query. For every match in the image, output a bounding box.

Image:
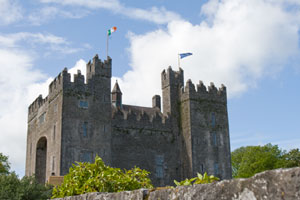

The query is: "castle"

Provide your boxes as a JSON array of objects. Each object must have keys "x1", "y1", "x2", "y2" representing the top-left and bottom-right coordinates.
[{"x1": 25, "y1": 54, "x2": 232, "y2": 186}]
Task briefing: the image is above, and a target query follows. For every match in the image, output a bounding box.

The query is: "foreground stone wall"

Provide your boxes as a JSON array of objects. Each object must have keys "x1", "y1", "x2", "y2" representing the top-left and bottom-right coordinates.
[{"x1": 52, "y1": 167, "x2": 300, "y2": 200}]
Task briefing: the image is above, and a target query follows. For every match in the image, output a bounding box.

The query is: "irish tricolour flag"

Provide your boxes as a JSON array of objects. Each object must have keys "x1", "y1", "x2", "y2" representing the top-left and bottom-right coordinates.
[{"x1": 108, "y1": 26, "x2": 117, "y2": 36}]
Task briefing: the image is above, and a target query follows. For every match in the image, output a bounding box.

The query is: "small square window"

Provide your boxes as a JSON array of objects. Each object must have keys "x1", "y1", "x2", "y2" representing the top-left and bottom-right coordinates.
[{"x1": 79, "y1": 101, "x2": 88, "y2": 108}]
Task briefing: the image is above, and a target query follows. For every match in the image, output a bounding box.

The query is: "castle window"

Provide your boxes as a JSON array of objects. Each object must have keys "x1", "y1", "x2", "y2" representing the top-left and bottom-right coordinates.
[
  {"x1": 155, "y1": 155, "x2": 164, "y2": 178},
  {"x1": 212, "y1": 132, "x2": 217, "y2": 146},
  {"x1": 214, "y1": 163, "x2": 219, "y2": 175},
  {"x1": 81, "y1": 152, "x2": 92, "y2": 163},
  {"x1": 54, "y1": 104, "x2": 58, "y2": 112},
  {"x1": 211, "y1": 112, "x2": 216, "y2": 127},
  {"x1": 103, "y1": 125, "x2": 106, "y2": 133},
  {"x1": 79, "y1": 101, "x2": 88, "y2": 108},
  {"x1": 30, "y1": 143, "x2": 32, "y2": 155},
  {"x1": 83, "y1": 122, "x2": 88, "y2": 137},
  {"x1": 52, "y1": 156, "x2": 55, "y2": 171},
  {"x1": 39, "y1": 113, "x2": 46, "y2": 124},
  {"x1": 53, "y1": 124, "x2": 56, "y2": 141},
  {"x1": 200, "y1": 164, "x2": 204, "y2": 174}
]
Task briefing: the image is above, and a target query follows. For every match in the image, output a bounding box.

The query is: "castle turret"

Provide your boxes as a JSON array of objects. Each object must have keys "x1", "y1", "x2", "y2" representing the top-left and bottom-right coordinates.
[
  {"x1": 161, "y1": 66, "x2": 183, "y2": 115},
  {"x1": 112, "y1": 81, "x2": 122, "y2": 108},
  {"x1": 152, "y1": 95, "x2": 161, "y2": 110}
]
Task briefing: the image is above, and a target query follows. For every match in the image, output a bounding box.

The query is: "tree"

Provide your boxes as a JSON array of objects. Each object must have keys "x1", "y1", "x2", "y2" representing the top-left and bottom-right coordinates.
[
  {"x1": 0, "y1": 173, "x2": 52, "y2": 200},
  {"x1": 232, "y1": 144, "x2": 284, "y2": 178},
  {"x1": 0, "y1": 152, "x2": 52, "y2": 200},
  {"x1": 281, "y1": 148, "x2": 300, "y2": 168},
  {"x1": 232, "y1": 144, "x2": 300, "y2": 178},
  {"x1": 52, "y1": 155, "x2": 153, "y2": 198},
  {"x1": 0, "y1": 153, "x2": 10, "y2": 175}
]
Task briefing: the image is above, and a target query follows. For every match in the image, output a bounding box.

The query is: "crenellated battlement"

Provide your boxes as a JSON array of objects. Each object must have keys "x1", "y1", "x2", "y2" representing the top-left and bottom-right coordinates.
[
  {"x1": 180, "y1": 79, "x2": 227, "y2": 103},
  {"x1": 161, "y1": 66, "x2": 184, "y2": 89},
  {"x1": 86, "y1": 54, "x2": 112, "y2": 83},
  {"x1": 28, "y1": 55, "x2": 113, "y2": 121},
  {"x1": 112, "y1": 106, "x2": 170, "y2": 129}
]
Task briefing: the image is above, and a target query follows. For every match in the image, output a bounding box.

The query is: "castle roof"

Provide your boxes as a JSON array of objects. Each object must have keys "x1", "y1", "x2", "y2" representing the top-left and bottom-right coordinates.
[{"x1": 112, "y1": 81, "x2": 122, "y2": 94}]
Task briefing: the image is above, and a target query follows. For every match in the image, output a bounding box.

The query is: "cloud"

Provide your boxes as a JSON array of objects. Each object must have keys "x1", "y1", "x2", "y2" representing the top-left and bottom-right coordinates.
[
  {"x1": 0, "y1": 49, "x2": 45, "y2": 176},
  {"x1": 28, "y1": 6, "x2": 89, "y2": 26},
  {"x1": 39, "y1": 0, "x2": 182, "y2": 24},
  {"x1": 113, "y1": 0, "x2": 300, "y2": 107},
  {"x1": 0, "y1": 0, "x2": 23, "y2": 25},
  {"x1": 0, "y1": 32, "x2": 89, "y2": 176},
  {"x1": 0, "y1": 32, "x2": 89, "y2": 55}
]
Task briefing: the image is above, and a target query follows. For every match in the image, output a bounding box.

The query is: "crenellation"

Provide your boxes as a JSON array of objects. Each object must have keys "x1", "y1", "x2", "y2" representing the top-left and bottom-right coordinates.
[
  {"x1": 208, "y1": 82, "x2": 218, "y2": 94},
  {"x1": 185, "y1": 79, "x2": 196, "y2": 93},
  {"x1": 197, "y1": 81, "x2": 207, "y2": 93}
]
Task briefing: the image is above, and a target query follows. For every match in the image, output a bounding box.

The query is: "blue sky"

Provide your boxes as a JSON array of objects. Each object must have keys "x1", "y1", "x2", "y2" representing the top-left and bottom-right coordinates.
[{"x1": 1, "y1": 0, "x2": 300, "y2": 177}]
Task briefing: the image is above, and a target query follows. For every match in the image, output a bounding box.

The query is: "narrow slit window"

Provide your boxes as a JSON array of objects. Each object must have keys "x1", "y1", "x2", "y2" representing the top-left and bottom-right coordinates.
[
  {"x1": 52, "y1": 156, "x2": 55, "y2": 171},
  {"x1": 211, "y1": 112, "x2": 216, "y2": 127},
  {"x1": 214, "y1": 163, "x2": 219, "y2": 175},
  {"x1": 213, "y1": 132, "x2": 217, "y2": 146},
  {"x1": 83, "y1": 122, "x2": 88, "y2": 137},
  {"x1": 53, "y1": 124, "x2": 56, "y2": 141}
]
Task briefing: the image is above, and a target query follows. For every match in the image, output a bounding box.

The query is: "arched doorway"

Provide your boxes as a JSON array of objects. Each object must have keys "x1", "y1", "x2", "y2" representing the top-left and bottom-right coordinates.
[{"x1": 35, "y1": 137, "x2": 47, "y2": 184}]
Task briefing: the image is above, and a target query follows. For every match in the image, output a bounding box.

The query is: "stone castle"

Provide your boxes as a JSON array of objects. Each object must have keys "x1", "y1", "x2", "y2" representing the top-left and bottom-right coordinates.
[{"x1": 25, "y1": 54, "x2": 232, "y2": 186}]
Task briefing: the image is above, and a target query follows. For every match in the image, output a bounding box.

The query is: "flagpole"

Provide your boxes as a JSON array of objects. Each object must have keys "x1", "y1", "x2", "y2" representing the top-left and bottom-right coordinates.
[
  {"x1": 178, "y1": 54, "x2": 180, "y2": 69},
  {"x1": 106, "y1": 33, "x2": 109, "y2": 58}
]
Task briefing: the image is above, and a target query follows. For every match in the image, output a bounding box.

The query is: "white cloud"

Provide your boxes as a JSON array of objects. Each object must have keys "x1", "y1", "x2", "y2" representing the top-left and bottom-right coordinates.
[
  {"x1": 39, "y1": 0, "x2": 182, "y2": 24},
  {"x1": 0, "y1": 49, "x2": 45, "y2": 176},
  {"x1": 114, "y1": 0, "x2": 300, "y2": 107},
  {"x1": 0, "y1": 32, "x2": 88, "y2": 176},
  {"x1": 28, "y1": 6, "x2": 89, "y2": 25},
  {"x1": 0, "y1": 0, "x2": 23, "y2": 25},
  {"x1": 0, "y1": 32, "x2": 88, "y2": 55}
]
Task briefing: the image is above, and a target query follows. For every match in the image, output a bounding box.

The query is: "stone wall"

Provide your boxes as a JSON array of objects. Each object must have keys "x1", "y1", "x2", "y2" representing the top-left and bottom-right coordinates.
[{"x1": 52, "y1": 167, "x2": 300, "y2": 200}]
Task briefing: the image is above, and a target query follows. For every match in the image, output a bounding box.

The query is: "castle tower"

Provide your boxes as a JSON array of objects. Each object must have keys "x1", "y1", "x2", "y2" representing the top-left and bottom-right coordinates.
[
  {"x1": 111, "y1": 81, "x2": 122, "y2": 108},
  {"x1": 26, "y1": 54, "x2": 113, "y2": 183},
  {"x1": 161, "y1": 66, "x2": 183, "y2": 115},
  {"x1": 179, "y1": 79, "x2": 232, "y2": 179}
]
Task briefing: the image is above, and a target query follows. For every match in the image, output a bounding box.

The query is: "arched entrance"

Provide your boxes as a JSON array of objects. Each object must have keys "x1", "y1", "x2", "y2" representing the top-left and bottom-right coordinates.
[{"x1": 35, "y1": 137, "x2": 47, "y2": 184}]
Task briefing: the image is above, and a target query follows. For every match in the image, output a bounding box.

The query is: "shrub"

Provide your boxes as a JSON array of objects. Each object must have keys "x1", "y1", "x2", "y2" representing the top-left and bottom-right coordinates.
[
  {"x1": 174, "y1": 172, "x2": 219, "y2": 186},
  {"x1": 52, "y1": 156, "x2": 153, "y2": 198}
]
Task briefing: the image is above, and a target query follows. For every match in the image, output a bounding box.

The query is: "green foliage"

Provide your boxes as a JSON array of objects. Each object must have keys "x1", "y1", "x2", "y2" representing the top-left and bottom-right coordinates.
[
  {"x1": 174, "y1": 172, "x2": 219, "y2": 186},
  {"x1": 0, "y1": 152, "x2": 10, "y2": 175},
  {"x1": 281, "y1": 148, "x2": 300, "y2": 168},
  {"x1": 0, "y1": 172, "x2": 52, "y2": 200},
  {"x1": 232, "y1": 144, "x2": 300, "y2": 178},
  {"x1": 52, "y1": 155, "x2": 153, "y2": 198}
]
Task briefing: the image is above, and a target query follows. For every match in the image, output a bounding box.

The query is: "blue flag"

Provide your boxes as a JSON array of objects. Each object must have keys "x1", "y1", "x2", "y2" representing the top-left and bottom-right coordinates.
[{"x1": 179, "y1": 53, "x2": 192, "y2": 59}]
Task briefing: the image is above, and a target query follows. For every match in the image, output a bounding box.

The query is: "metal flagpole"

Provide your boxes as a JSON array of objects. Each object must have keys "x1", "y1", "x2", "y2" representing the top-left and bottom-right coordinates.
[
  {"x1": 106, "y1": 34, "x2": 109, "y2": 58},
  {"x1": 178, "y1": 54, "x2": 180, "y2": 69}
]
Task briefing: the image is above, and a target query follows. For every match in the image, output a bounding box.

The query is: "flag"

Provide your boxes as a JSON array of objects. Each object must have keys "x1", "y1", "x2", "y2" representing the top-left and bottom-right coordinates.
[
  {"x1": 179, "y1": 53, "x2": 192, "y2": 59},
  {"x1": 108, "y1": 26, "x2": 117, "y2": 36}
]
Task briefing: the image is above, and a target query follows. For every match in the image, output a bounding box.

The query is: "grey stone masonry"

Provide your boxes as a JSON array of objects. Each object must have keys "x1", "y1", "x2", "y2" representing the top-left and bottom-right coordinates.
[
  {"x1": 26, "y1": 53, "x2": 232, "y2": 186},
  {"x1": 51, "y1": 167, "x2": 300, "y2": 200}
]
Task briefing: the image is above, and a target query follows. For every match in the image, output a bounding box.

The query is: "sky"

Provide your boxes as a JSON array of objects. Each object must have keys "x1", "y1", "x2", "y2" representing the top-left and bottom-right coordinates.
[{"x1": 0, "y1": 0, "x2": 300, "y2": 177}]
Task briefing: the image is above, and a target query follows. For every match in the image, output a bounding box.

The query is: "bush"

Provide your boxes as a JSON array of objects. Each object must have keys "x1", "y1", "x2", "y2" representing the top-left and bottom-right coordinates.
[
  {"x1": 174, "y1": 172, "x2": 219, "y2": 186},
  {"x1": 52, "y1": 156, "x2": 153, "y2": 198},
  {"x1": 0, "y1": 172, "x2": 52, "y2": 200}
]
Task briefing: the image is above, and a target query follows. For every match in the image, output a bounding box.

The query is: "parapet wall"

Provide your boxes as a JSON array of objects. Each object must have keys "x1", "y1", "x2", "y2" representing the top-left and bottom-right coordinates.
[
  {"x1": 180, "y1": 79, "x2": 227, "y2": 103},
  {"x1": 52, "y1": 167, "x2": 300, "y2": 200},
  {"x1": 112, "y1": 107, "x2": 171, "y2": 130}
]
